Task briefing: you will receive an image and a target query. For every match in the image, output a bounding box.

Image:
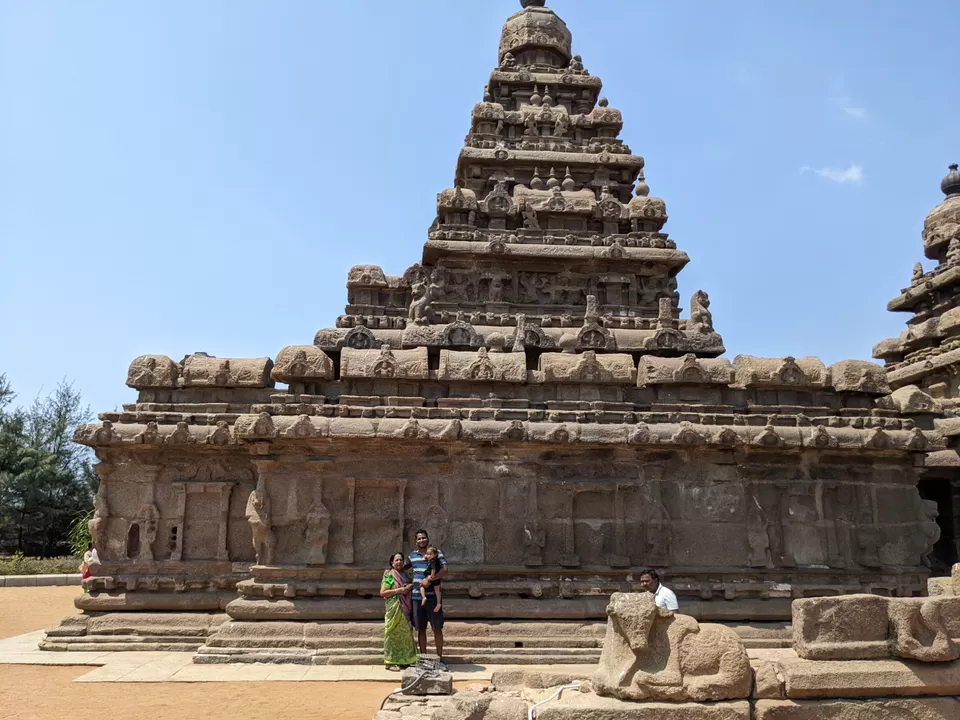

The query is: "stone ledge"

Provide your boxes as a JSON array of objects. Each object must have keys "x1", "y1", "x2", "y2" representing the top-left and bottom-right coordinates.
[
  {"x1": 781, "y1": 656, "x2": 960, "y2": 698},
  {"x1": 756, "y1": 698, "x2": 960, "y2": 719},
  {"x1": 0, "y1": 574, "x2": 81, "y2": 587},
  {"x1": 537, "y1": 693, "x2": 750, "y2": 719}
]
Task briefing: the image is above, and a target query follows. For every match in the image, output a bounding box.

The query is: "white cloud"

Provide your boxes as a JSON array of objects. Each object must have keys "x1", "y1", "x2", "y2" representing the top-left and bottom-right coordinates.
[
  {"x1": 800, "y1": 164, "x2": 864, "y2": 184},
  {"x1": 841, "y1": 105, "x2": 866, "y2": 119},
  {"x1": 830, "y1": 95, "x2": 867, "y2": 120}
]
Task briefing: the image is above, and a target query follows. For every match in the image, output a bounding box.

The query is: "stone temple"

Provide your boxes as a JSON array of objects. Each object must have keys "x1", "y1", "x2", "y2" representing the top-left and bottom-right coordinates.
[{"x1": 44, "y1": 0, "x2": 959, "y2": 669}]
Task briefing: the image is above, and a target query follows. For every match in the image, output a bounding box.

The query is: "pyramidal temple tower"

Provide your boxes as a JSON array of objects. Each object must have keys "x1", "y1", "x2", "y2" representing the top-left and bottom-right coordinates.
[
  {"x1": 323, "y1": 0, "x2": 725, "y2": 361},
  {"x1": 48, "y1": 1, "x2": 947, "y2": 663},
  {"x1": 874, "y1": 164, "x2": 960, "y2": 572}
]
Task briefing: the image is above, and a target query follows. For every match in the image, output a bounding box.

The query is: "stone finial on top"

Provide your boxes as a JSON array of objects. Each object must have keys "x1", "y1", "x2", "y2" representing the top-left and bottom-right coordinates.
[
  {"x1": 943, "y1": 163, "x2": 960, "y2": 197},
  {"x1": 520, "y1": 0, "x2": 546, "y2": 7}
]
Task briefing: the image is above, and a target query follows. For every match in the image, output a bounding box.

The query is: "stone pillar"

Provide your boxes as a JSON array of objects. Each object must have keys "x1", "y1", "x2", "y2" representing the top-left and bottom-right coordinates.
[
  {"x1": 171, "y1": 483, "x2": 187, "y2": 562},
  {"x1": 217, "y1": 483, "x2": 233, "y2": 561},
  {"x1": 606, "y1": 483, "x2": 631, "y2": 568},
  {"x1": 774, "y1": 482, "x2": 796, "y2": 567},
  {"x1": 559, "y1": 484, "x2": 580, "y2": 568}
]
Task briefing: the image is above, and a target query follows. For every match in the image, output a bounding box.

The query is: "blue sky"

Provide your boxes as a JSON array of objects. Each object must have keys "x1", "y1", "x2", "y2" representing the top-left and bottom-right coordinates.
[{"x1": 1, "y1": 0, "x2": 957, "y2": 414}]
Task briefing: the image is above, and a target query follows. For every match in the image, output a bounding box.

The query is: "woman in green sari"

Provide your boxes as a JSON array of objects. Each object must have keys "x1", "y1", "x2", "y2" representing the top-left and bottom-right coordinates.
[{"x1": 380, "y1": 552, "x2": 418, "y2": 670}]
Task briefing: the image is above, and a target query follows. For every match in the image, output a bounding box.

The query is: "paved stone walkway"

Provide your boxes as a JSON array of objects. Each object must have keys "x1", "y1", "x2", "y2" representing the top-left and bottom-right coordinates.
[{"x1": 0, "y1": 630, "x2": 596, "y2": 684}]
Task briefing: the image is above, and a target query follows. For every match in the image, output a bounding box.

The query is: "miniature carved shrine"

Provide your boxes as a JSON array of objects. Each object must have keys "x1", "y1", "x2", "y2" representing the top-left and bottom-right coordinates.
[{"x1": 45, "y1": 1, "x2": 954, "y2": 666}]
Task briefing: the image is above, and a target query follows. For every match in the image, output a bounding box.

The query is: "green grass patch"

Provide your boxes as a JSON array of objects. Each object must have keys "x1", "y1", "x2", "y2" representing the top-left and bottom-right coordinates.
[{"x1": 0, "y1": 553, "x2": 80, "y2": 575}]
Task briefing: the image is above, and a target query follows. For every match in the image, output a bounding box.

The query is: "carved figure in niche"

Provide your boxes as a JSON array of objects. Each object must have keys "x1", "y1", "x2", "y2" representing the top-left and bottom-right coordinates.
[
  {"x1": 468, "y1": 347, "x2": 497, "y2": 380},
  {"x1": 593, "y1": 592, "x2": 752, "y2": 702},
  {"x1": 522, "y1": 201, "x2": 540, "y2": 230},
  {"x1": 672, "y1": 354, "x2": 703, "y2": 383},
  {"x1": 689, "y1": 290, "x2": 713, "y2": 332},
  {"x1": 245, "y1": 487, "x2": 276, "y2": 566},
  {"x1": 856, "y1": 506, "x2": 882, "y2": 569},
  {"x1": 523, "y1": 516, "x2": 546, "y2": 567},
  {"x1": 408, "y1": 279, "x2": 432, "y2": 325},
  {"x1": 920, "y1": 498, "x2": 941, "y2": 566},
  {"x1": 373, "y1": 345, "x2": 398, "y2": 378},
  {"x1": 576, "y1": 351, "x2": 605, "y2": 382},
  {"x1": 746, "y1": 494, "x2": 774, "y2": 568},
  {"x1": 89, "y1": 484, "x2": 109, "y2": 550},
  {"x1": 494, "y1": 119, "x2": 504, "y2": 137},
  {"x1": 304, "y1": 502, "x2": 332, "y2": 565},
  {"x1": 553, "y1": 113, "x2": 569, "y2": 138},
  {"x1": 136, "y1": 504, "x2": 160, "y2": 561},
  {"x1": 488, "y1": 276, "x2": 505, "y2": 303},
  {"x1": 645, "y1": 501, "x2": 671, "y2": 567},
  {"x1": 523, "y1": 114, "x2": 539, "y2": 137}
]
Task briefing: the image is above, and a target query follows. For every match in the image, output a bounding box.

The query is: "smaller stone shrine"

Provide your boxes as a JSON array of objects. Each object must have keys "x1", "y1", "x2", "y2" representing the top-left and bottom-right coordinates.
[{"x1": 874, "y1": 164, "x2": 960, "y2": 574}]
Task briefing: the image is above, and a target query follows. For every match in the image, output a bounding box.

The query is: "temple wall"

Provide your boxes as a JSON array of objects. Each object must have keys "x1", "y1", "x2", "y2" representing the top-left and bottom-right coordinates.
[{"x1": 81, "y1": 437, "x2": 937, "y2": 618}]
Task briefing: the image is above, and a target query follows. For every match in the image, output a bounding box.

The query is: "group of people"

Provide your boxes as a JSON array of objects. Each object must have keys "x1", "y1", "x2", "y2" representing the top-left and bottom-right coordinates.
[
  {"x1": 380, "y1": 529, "x2": 448, "y2": 671},
  {"x1": 379, "y1": 528, "x2": 679, "y2": 670}
]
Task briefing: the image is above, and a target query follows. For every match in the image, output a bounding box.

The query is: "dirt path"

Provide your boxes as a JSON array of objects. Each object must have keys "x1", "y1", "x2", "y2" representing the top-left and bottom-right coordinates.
[
  {"x1": 0, "y1": 587, "x2": 401, "y2": 720},
  {"x1": 0, "y1": 666, "x2": 395, "y2": 720},
  {"x1": 0, "y1": 586, "x2": 80, "y2": 638}
]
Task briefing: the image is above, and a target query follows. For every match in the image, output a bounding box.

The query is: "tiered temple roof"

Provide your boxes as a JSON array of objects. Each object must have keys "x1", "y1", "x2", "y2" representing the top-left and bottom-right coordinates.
[
  {"x1": 874, "y1": 164, "x2": 960, "y2": 406},
  {"x1": 322, "y1": 0, "x2": 724, "y2": 359}
]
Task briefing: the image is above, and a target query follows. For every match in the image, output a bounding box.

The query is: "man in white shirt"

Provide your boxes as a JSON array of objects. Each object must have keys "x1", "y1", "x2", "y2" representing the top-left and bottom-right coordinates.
[{"x1": 639, "y1": 568, "x2": 678, "y2": 614}]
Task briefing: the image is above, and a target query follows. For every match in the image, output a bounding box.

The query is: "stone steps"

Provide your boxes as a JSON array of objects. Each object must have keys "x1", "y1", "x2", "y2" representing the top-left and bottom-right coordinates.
[
  {"x1": 202, "y1": 635, "x2": 603, "y2": 649},
  {"x1": 194, "y1": 648, "x2": 603, "y2": 666}
]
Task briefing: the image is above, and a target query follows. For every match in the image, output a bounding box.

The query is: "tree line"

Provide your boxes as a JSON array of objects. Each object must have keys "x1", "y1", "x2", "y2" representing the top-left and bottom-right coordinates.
[{"x1": 0, "y1": 374, "x2": 97, "y2": 557}]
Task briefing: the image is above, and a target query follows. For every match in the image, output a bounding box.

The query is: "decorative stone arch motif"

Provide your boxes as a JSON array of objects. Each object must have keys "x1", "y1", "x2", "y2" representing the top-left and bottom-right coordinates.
[
  {"x1": 344, "y1": 325, "x2": 376, "y2": 350},
  {"x1": 647, "y1": 328, "x2": 682, "y2": 351},
  {"x1": 443, "y1": 320, "x2": 483, "y2": 348},
  {"x1": 372, "y1": 345, "x2": 398, "y2": 378},
  {"x1": 577, "y1": 323, "x2": 616, "y2": 351},
  {"x1": 673, "y1": 354, "x2": 708, "y2": 384},
  {"x1": 774, "y1": 357, "x2": 808, "y2": 386},
  {"x1": 514, "y1": 322, "x2": 555, "y2": 350}
]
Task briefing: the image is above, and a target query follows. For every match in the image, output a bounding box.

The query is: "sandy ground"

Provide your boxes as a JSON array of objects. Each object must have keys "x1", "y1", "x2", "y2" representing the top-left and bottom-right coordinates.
[{"x1": 0, "y1": 587, "x2": 405, "y2": 720}]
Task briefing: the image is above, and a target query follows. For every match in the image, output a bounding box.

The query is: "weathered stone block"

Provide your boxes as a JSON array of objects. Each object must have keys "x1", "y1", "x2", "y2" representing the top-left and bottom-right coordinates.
[
  {"x1": 539, "y1": 351, "x2": 636, "y2": 384},
  {"x1": 755, "y1": 698, "x2": 960, "y2": 719},
  {"x1": 127, "y1": 355, "x2": 180, "y2": 389},
  {"x1": 732, "y1": 356, "x2": 829, "y2": 390},
  {"x1": 340, "y1": 346, "x2": 429, "y2": 380},
  {"x1": 537, "y1": 694, "x2": 750, "y2": 720},
  {"x1": 401, "y1": 667, "x2": 454, "y2": 695},
  {"x1": 432, "y1": 692, "x2": 527, "y2": 720},
  {"x1": 793, "y1": 595, "x2": 960, "y2": 662},
  {"x1": 637, "y1": 354, "x2": 733, "y2": 386},
  {"x1": 829, "y1": 359, "x2": 890, "y2": 395},
  {"x1": 438, "y1": 348, "x2": 526, "y2": 383},
  {"x1": 782, "y1": 657, "x2": 960, "y2": 698},
  {"x1": 181, "y1": 354, "x2": 274, "y2": 388},
  {"x1": 271, "y1": 346, "x2": 334, "y2": 383}
]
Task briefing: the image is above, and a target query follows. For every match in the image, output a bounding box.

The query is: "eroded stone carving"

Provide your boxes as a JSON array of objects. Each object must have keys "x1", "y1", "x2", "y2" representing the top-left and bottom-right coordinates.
[
  {"x1": 793, "y1": 594, "x2": 960, "y2": 662},
  {"x1": 594, "y1": 592, "x2": 752, "y2": 702},
  {"x1": 126, "y1": 355, "x2": 180, "y2": 389},
  {"x1": 245, "y1": 485, "x2": 275, "y2": 566},
  {"x1": 272, "y1": 346, "x2": 333, "y2": 384},
  {"x1": 181, "y1": 354, "x2": 274, "y2": 388}
]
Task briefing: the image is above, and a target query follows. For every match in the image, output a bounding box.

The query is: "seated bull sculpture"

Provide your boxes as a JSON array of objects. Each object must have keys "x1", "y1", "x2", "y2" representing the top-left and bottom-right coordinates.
[{"x1": 593, "y1": 592, "x2": 752, "y2": 702}]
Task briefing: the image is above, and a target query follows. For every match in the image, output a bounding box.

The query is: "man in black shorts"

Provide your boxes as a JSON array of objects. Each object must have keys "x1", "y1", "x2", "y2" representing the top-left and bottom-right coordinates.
[{"x1": 408, "y1": 529, "x2": 448, "y2": 669}]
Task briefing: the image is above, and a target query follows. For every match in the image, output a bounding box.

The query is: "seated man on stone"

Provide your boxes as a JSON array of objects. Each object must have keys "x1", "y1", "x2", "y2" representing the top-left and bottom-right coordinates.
[{"x1": 639, "y1": 568, "x2": 678, "y2": 614}]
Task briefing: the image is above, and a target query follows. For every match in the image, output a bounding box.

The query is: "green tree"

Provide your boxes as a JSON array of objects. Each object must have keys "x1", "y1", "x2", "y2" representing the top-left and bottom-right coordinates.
[{"x1": 0, "y1": 375, "x2": 96, "y2": 556}]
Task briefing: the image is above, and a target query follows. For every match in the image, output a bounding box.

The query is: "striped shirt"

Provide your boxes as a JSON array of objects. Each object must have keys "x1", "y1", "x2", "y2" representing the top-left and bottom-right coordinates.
[{"x1": 408, "y1": 550, "x2": 447, "y2": 599}]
